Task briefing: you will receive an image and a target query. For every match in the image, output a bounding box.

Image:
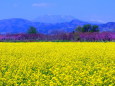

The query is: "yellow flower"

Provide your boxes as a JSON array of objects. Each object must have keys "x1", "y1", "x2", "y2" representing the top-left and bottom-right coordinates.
[{"x1": 0, "y1": 42, "x2": 114, "y2": 85}]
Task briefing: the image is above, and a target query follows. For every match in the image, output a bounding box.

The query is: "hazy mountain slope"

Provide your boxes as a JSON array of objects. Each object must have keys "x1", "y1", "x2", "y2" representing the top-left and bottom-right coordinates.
[
  {"x1": 0, "y1": 18, "x2": 89, "y2": 34},
  {"x1": 0, "y1": 18, "x2": 37, "y2": 34},
  {"x1": 99, "y1": 22, "x2": 115, "y2": 32},
  {"x1": 33, "y1": 15, "x2": 76, "y2": 24},
  {"x1": 0, "y1": 18, "x2": 115, "y2": 34}
]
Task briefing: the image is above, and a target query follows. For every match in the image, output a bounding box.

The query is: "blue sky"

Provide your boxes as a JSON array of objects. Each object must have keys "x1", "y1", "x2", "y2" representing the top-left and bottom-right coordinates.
[{"x1": 0, "y1": 0, "x2": 115, "y2": 22}]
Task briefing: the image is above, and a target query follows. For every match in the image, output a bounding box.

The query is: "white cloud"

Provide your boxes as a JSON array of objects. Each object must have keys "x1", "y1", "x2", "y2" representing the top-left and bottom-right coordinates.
[{"x1": 32, "y1": 3, "x2": 49, "y2": 7}]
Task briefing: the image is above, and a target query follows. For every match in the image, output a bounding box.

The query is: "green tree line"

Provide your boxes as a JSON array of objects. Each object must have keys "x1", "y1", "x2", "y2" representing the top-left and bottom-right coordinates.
[{"x1": 75, "y1": 24, "x2": 99, "y2": 32}]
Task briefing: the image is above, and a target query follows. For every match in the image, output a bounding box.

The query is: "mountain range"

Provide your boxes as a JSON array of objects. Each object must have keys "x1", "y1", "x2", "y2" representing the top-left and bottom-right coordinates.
[
  {"x1": 0, "y1": 16, "x2": 115, "y2": 34},
  {"x1": 33, "y1": 15, "x2": 76, "y2": 24}
]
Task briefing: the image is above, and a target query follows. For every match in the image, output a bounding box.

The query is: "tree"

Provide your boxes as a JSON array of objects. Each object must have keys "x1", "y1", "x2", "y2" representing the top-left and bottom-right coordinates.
[
  {"x1": 75, "y1": 26, "x2": 83, "y2": 32},
  {"x1": 75, "y1": 24, "x2": 99, "y2": 33},
  {"x1": 83, "y1": 24, "x2": 92, "y2": 32},
  {"x1": 27, "y1": 26, "x2": 38, "y2": 34},
  {"x1": 91, "y1": 25, "x2": 99, "y2": 32}
]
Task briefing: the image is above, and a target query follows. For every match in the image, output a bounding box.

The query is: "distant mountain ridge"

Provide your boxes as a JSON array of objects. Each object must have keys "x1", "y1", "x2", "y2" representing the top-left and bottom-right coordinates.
[
  {"x1": 33, "y1": 15, "x2": 76, "y2": 24},
  {"x1": 0, "y1": 18, "x2": 115, "y2": 34},
  {"x1": 100, "y1": 22, "x2": 115, "y2": 31}
]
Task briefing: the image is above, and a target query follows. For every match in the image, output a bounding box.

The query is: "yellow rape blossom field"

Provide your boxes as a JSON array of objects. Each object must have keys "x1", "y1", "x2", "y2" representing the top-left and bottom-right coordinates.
[{"x1": 0, "y1": 42, "x2": 115, "y2": 86}]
